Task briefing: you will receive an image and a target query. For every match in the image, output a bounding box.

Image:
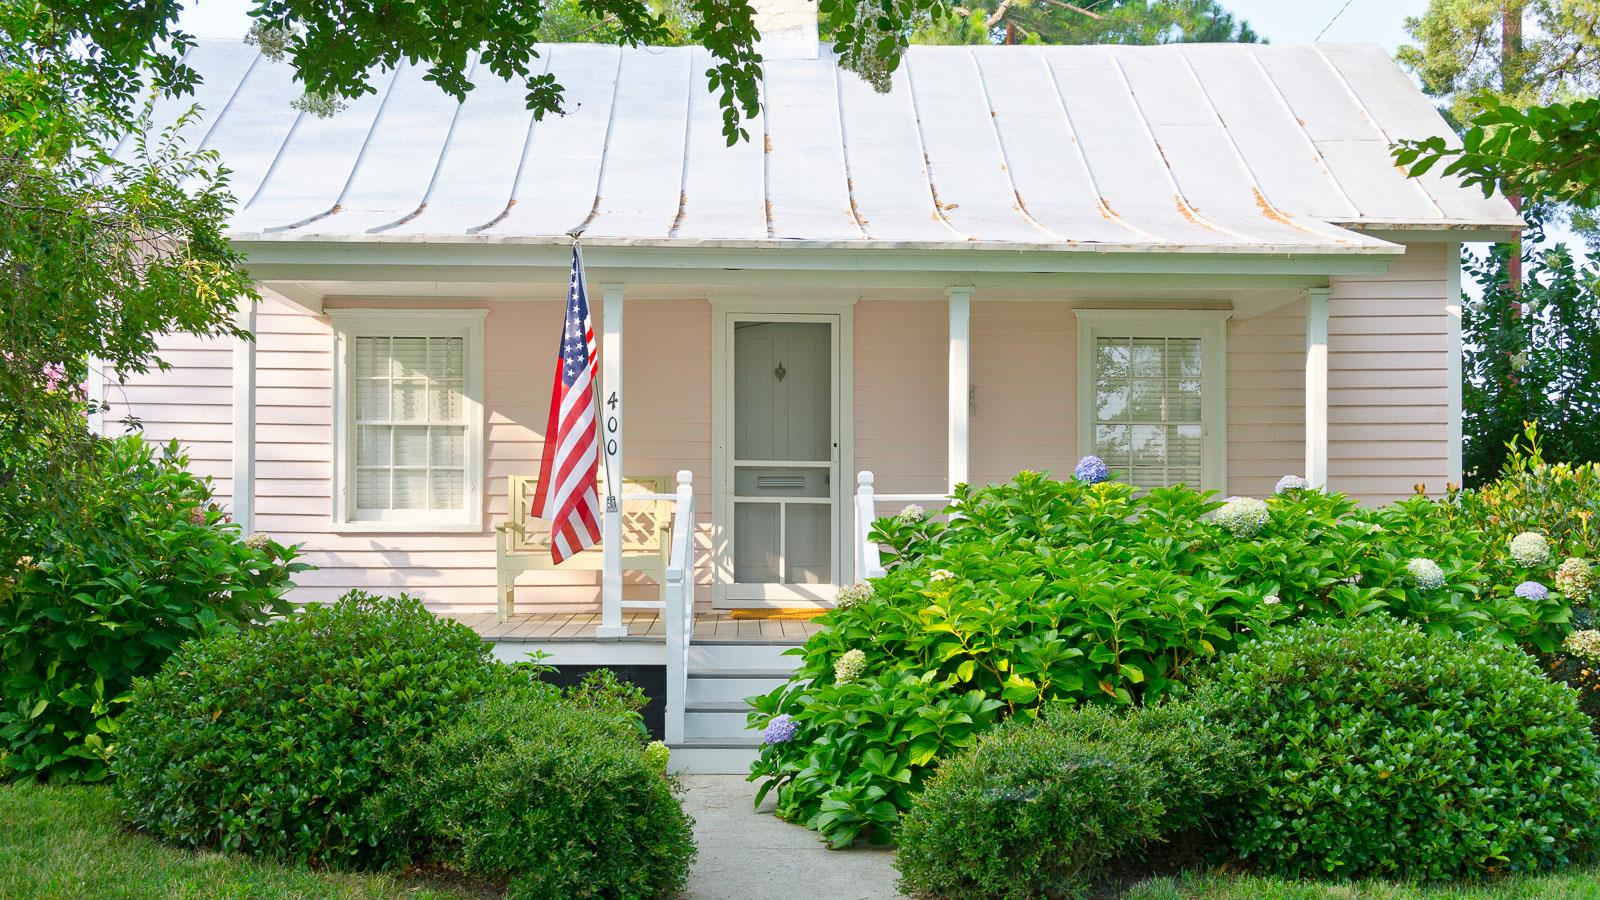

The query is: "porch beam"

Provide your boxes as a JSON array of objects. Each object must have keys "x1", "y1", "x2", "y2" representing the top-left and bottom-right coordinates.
[
  {"x1": 231, "y1": 298, "x2": 258, "y2": 535},
  {"x1": 947, "y1": 287, "x2": 972, "y2": 491},
  {"x1": 1304, "y1": 287, "x2": 1331, "y2": 489},
  {"x1": 597, "y1": 284, "x2": 627, "y2": 638}
]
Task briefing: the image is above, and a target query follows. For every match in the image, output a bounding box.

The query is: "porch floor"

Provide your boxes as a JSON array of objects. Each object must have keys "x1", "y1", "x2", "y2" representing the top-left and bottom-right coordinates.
[{"x1": 452, "y1": 610, "x2": 824, "y2": 644}]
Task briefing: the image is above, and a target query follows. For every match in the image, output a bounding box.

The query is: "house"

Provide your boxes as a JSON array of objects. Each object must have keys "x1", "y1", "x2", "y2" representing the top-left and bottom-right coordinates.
[{"x1": 96, "y1": 3, "x2": 1518, "y2": 768}]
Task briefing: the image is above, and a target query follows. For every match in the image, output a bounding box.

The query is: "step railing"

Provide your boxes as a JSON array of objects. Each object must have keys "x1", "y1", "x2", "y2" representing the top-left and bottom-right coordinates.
[
  {"x1": 854, "y1": 470, "x2": 951, "y2": 581},
  {"x1": 660, "y1": 470, "x2": 697, "y2": 745}
]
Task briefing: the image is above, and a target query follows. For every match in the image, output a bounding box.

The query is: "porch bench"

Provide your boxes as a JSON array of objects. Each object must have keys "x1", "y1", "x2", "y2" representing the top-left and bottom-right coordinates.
[{"x1": 496, "y1": 474, "x2": 673, "y2": 623}]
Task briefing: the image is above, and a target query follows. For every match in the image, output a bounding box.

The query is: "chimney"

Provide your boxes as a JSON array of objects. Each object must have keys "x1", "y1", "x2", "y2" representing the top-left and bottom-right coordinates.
[{"x1": 752, "y1": 0, "x2": 820, "y2": 60}]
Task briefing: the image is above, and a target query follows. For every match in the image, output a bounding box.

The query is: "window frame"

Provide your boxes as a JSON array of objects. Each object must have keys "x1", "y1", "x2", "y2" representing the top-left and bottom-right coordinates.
[
  {"x1": 330, "y1": 308, "x2": 487, "y2": 532},
  {"x1": 1073, "y1": 309, "x2": 1229, "y2": 494}
]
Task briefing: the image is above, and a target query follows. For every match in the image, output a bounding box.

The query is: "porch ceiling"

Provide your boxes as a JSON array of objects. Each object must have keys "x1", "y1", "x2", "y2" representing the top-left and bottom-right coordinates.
[{"x1": 150, "y1": 40, "x2": 1518, "y2": 255}]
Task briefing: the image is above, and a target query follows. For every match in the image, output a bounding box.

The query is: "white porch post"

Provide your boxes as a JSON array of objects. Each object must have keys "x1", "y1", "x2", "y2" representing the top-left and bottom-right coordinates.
[
  {"x1": 1304, "y1": 287, "x2": 1331, "y2": 489},
  {"x1": 597, "y1": 284, "x2": 627, "y2": 638},
  {"x1": 947, "y1": 287, "x2": 972, "y2": 492},
  {"x1": 1445, "y1": 244, "x2": 1464, "y2": 487},
  {"x1": 231, "y1": 297, "x2": 258, "y2": 535}
]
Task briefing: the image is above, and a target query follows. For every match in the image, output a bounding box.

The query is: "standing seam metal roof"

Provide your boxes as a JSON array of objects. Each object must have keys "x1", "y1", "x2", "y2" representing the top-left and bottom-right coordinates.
[{"x1": 139, "y1": 40, "x2": 1520, "y2": 253}]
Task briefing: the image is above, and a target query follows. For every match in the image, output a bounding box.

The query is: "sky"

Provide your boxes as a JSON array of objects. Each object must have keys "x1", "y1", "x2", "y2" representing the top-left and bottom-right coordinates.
[{"x1": 180, "y1": 1, "x2": 1434, "y2": 50}]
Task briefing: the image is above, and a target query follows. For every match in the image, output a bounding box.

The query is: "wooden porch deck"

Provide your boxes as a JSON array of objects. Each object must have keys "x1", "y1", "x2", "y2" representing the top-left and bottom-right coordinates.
[{"x1": 452, "y1": 610, "x2": 825, "y2": 644}]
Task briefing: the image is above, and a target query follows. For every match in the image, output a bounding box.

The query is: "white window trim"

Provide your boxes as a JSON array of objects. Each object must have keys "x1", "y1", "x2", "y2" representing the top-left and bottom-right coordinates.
[
  {"x1": 1073, "y1": 309, "x2": 1230, "y2": 494},
  {"x1": 330, "y1": 308, "x2": 488, "y2": 533}
]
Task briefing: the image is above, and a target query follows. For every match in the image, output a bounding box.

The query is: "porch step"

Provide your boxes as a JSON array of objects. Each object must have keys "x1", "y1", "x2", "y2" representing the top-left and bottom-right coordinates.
[
  {"x1": 667, "y1": 737, "x2": 762, "y2": 775},
  {"x1": 689, "y1": 641, "x2": 803, "y2": 671},
  {"x1": 684, "y1": 667, "x2": 797, "y2": 705},
  {"x1": 685, "y1": 702, "x2": 759, "y2": 740}
]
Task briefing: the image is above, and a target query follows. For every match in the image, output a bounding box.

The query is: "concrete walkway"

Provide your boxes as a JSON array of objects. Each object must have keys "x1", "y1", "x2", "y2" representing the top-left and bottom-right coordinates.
[{"x1": 680, "y1": 775, "x2": 906, "y2": 900}]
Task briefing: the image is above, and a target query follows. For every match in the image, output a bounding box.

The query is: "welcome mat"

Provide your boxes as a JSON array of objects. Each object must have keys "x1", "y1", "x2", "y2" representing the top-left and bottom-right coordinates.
[{"x1": 727, "y1": 608, "x2": 829, "y2": 621}]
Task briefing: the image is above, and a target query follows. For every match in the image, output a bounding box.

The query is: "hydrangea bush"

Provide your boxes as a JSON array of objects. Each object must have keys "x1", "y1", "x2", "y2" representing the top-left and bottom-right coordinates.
[{"x1": 749, "y1": 470, "x2": 1572, "y2": 847}]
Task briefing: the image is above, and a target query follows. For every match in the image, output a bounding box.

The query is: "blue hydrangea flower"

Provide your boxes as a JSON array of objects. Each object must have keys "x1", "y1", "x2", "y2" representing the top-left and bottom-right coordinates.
[
  {"x1": 1074, "y1": 455, "x2": 1109, "y2": 484},
  {"x1": 1407, "y1": 558, "x2": 1445, "y2": 590},
  {"x1": 1275, "y1": 474, "x2": 1311, "y2": 494},
  {"x1": 1515, "y1": 581, "x2": 1550, "y2": 601},
  {"x1": 762, "y1": 714, "x2": 797, "y2": 745}
]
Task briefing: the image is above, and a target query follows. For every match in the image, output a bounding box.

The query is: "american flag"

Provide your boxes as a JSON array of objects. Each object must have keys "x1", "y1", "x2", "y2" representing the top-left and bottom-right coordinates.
[{"x1": 531, "y1": 245, "x2": 601, "y2": 563}]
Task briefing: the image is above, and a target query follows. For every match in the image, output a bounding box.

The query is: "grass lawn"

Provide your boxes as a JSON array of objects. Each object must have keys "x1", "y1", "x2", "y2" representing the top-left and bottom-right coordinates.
[{"x1": 0, "y1": 783, "x2": 477, "y2": 899}]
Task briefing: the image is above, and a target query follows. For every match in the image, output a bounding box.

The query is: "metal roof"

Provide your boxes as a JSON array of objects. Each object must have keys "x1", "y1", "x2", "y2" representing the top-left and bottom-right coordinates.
[{"x1": 141, "y1": 40, "x2": 1520, "y2": 254}]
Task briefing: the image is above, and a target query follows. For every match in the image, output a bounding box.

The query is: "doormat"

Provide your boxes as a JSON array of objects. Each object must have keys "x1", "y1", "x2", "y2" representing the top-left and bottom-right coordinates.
[{"x1": 727, "y1": 608, "x2": 829, "y2": 620}]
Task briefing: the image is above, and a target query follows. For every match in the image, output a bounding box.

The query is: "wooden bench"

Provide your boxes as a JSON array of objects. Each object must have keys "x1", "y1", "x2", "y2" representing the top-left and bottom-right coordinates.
[{"x1": 495, "y1": 474, "x2": 674, "y2": 623}]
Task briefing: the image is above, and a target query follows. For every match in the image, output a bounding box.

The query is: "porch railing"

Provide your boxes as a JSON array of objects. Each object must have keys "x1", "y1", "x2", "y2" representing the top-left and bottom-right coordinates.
[
  {"x1": 854, "y1": 470, "x2": 951, "y2": 581},
  {"x1": 658, "y1": 470, "x2": 697, "y2": 745}
]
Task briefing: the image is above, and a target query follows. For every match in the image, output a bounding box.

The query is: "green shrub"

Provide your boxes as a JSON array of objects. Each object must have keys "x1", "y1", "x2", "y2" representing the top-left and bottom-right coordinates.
[
  {"x1": 894, "y1": 702, "x2": 1249, "y2": 899},
  {"x1": 113, "y1": 591, "x2": 497, "y2": 868},
  {"x1": 372, "y1": 681, "x2": 695, "y2": 899},
  {"x1": 1201, "y1": 615, "x2": 1600, "y2": 880},
  {"x1": 0, "y1": 437, "x2": 303, "y2": 783},
  {"x1": 751, "y1": 471, "x2": 1572, "y2": 846}
]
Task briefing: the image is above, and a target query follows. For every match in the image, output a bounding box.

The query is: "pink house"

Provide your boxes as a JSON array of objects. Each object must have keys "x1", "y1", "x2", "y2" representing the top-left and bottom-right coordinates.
[{"x1": 100, "y1": 23, "x2": 1517, "y2": 767}]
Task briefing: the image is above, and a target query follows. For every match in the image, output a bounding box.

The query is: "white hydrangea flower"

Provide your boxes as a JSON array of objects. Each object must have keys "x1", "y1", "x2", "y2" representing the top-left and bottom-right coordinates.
[
  {"x1": 1262, "y1": 594, "x2": 1281, "y2": 606},
  {"x1": 1216, "y1": 497, "x2": 1270, "y2": 538},
  {"x1": 834, "y1": 648, "x2": 868, "y2": 684},
  {"x1": 1274, "y1": 475, "x2": 1311, "y2": 494},
  {"x1": 897, "y1": 504, "x2": 926, "y2": 524},
  {"x1": 1556, "y1": 558, "x2": 1595, "y2": 597},
  {"x1": 1508, "y1": 531, "x2": 1550, "y2": 568},
  {"x1": 1407, "y1": 558, "x2": 1446, "y2": 590},
  {"x1": 835, "y1": 582, "x2": 874, "y2": 609},
  {"x1": 929, "y1": 569, "x2": 958, "y2": 583},
  {"x1": 1565, "y1": 630, "x2": 1600, "y2": 662},
  {"x1": 1510, "y1": 351, "x2": 1529, "y2": 372}
]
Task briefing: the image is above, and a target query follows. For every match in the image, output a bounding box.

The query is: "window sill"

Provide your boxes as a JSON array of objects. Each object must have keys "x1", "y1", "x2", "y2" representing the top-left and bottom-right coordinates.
[{"x1": 333, "y1": 520, "x2": 488, "y2": 535}]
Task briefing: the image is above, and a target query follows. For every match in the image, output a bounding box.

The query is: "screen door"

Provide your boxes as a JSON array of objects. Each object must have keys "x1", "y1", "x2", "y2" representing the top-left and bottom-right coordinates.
[{"x1": 720, "y1": 315, "x2": 842, "y2": 604}]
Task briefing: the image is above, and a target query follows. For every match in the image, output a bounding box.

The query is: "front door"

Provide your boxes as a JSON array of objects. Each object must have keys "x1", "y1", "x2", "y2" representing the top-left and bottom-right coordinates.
[{"x1": 715, "y1": 313, "x2": 845, "y2": 607}]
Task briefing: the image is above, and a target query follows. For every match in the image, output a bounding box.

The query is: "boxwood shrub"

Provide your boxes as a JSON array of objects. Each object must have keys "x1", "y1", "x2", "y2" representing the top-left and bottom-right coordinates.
[
  {"x1": 371, "y1": 680, "x2": 695, "y2": 898},
  {"x1": 113, "y1": 591, "x2": 498, "y2": 867},
  {"x1": 1201, "y1": 615, "x2": 1600, "y2": 880},
  {"x1": 895, "y1": 702, "x2": 1250, "y2": 899},
  {"x1": 751, "y1": 470, "x2": 1572, "y2": 847}
]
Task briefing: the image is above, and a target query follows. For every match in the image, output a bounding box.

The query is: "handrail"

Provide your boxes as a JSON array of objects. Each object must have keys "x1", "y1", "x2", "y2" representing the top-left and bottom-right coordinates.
[
  {"x1": 662, "y1": 470, "x2": 696, "y2": 745},
  {"x1": 854, "y1": 470, "x2": 951, "y2": 581}
]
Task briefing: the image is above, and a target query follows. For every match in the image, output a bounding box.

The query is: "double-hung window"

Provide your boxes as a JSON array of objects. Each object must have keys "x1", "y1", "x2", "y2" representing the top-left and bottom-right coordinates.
[
  {"x1": 332, "y1": 310, "x2": 486, "y2": 530},
  {"x1": 1075, "y1": 311, "x2": 1227, "y2": 492}
]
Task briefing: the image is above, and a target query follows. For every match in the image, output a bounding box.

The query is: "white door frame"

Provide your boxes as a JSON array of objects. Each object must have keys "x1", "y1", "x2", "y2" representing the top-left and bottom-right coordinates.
[{"x1": 711, "y1": 304, "x2": 854, "y2": 608}]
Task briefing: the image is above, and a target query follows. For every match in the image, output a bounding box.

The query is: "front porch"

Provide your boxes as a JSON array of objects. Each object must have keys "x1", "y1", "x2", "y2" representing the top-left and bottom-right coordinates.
[{"x1": 457, "y1": 609, "x2": 824, "y2": 645}]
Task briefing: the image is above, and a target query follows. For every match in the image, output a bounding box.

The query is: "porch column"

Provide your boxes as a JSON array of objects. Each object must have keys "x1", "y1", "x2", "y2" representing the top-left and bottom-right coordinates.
[
  {"x1": 597, "y1": 284, "x2": 627, "y2": 638},
  {"x1": 1304, "y1": 287, "x2": 1331, "y2": 489},
  {"x1": 1445, "y1": 244, "x2": 1464, "y2": 487},
  {"x1": 231, "y1": 297, "x2": 258, "y2": 536},
  {"x1": 947, "y1": 287, "x2": 972, "y2": 491}
]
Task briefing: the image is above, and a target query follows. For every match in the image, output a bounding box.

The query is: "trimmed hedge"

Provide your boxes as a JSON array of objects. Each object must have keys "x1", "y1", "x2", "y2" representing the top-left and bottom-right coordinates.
[
  {"x1": 114, "y1": 592, "x2": 498, "y2": 867},
  {"x1": 372, "y1": 680, "x2": 695, "y2": 898},
  {"x1": 1202, "y1": 615, "x2": 1600, "y2": 880}
]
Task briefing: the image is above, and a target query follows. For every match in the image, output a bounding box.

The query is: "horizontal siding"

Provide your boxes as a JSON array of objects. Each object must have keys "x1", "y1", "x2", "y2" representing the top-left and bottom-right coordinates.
[
  {"x1": 854, "y1": 299, "x2": 946, "y2": 495},
  {"x1": 1327, "y1": 242, "x2": 1452, "y2": 504},
  {"x1": 972, "y1": 302, "x2": 1076, "y2": 486},
  {"x1": 1228, "y1": 299, "x2": 1305, "y2": 499},
  {"x1": 102, "y1": 332, "x2": 234, "y2": 497}
]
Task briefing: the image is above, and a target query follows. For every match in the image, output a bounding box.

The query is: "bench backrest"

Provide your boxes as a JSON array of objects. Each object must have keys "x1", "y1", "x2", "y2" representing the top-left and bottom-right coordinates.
[{"x1": 505, "y1": 474, "x2": 672, "y2": 556}]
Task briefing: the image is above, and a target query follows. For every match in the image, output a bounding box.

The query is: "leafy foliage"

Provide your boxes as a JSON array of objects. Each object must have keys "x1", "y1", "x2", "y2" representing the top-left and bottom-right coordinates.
[
  {"x1": 1396, "y1": 98, "x2": 1600, "y2": 211},
  {"x1": 916, "y1": 0, "x2": 1259, "y2": 48},
  {"x1": 1201, "y1": 615, "x2": 1600, "y2": 880},
  {"x1": 894, "y1": 702, "x2": 1251, "y2": 899},
  {"x1": 749, "y1": 470, "x2": 1577, "y2": 847},
  {"x1": 1444, "y1": 212, "x2": 1600, "y2": 484},
  {"x1": 0, "y1": 437, "x2": 301, "y2": 784},
  {"x1": 369, "y1": 679, "x2": 695, "y2": 899},
  {"x1": 1450, "y1": 424, "x2": 1600, "y2": 571},
  {"x1": 114, "y1": 593, "x2": 499, "y2": 868}
]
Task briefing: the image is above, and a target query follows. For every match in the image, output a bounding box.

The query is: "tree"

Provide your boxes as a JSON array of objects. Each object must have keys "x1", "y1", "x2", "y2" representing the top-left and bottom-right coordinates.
[{"x1": 914, "y1": 0, "x2": 1258, "y2": 47}]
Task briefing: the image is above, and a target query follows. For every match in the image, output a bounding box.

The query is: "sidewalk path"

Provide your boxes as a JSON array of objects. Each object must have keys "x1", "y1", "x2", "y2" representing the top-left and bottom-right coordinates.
[{"x1": 679, "y1": 775, "x2": 906, "y2": 900}]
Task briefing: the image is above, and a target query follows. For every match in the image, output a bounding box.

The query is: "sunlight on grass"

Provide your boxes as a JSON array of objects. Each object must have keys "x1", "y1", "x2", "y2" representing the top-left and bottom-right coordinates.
[{"x1": 0, "y1": 783, "x2": 476, "y2": 900}]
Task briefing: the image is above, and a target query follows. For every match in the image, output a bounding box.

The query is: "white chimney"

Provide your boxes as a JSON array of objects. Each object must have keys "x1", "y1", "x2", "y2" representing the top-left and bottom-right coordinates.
[{"x1": 752, "y1": 0, "x2": 820, "y2": 60}]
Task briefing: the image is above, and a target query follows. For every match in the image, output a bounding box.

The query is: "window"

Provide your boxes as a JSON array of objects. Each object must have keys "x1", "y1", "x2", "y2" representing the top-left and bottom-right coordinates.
[
  {"x1": 332, "y1": 310, "x2": 485, "y2": 530},
  {"x1": 1075, "y1": 311, "x2": 1226, "y2": 492}
]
